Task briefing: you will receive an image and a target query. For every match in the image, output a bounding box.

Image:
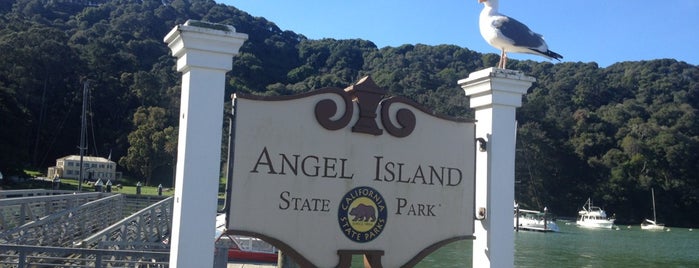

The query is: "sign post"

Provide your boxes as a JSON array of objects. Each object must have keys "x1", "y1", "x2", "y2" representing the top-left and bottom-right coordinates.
[
  {"x1": 459, "y1": 68, "x2": 535, "y2": 268},
  {"x1": 227, "y1": 77, "x2": 476, "y2": 267},
  {"x1": 164, "y1": 20, "x2": 247, "y2": 268}
]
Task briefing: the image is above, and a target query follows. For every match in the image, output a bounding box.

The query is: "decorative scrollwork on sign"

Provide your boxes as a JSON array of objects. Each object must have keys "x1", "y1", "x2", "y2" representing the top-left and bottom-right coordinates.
[
  {"x1": 314, "y1": 88, "x2": 354, "y2": 131},
  {"x1": 380, "y1": 97, "x2": 416, "y2": 138},
  {"x1": 315, "y1": 77, "x2": 418, "y2": 138},
  {"x1": 236, "y1": 76, "x2": 472, "y2": 140},
  {"x1": 346, "y1": 76, "x2": 385, "y2": 136},
  {"x1": 312, "y1": 76, "x2": 468, "y2": 138}
]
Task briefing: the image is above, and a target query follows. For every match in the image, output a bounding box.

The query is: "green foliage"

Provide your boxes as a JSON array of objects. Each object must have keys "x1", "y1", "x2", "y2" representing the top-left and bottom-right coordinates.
[
  {"x1": 118, "y1": 106, "x2": 176, "y2": 186},
  {"x1": 1, "y1": 0, "x2": 698, "y2": 226}
]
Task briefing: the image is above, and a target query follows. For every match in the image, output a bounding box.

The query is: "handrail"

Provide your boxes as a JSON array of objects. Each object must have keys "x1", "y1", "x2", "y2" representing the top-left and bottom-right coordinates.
[
  {"x1": 79, "y1": 196, "x2": 174, "y2": 249},
  {"x1": 0, "y1": 194, "x2": 124, "y2": 246},
  {"x1": 0, "y1": 244, "x2": 169, "y2": 267},
  {"x1": 0, "y1": 189, "x2": 77, "y2": 199},
  {"x1": 0, "y1": 192, "x2": 109, "y2": 232}
]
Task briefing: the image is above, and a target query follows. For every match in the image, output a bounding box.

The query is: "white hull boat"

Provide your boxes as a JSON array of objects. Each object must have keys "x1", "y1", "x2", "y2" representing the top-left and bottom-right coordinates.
[
  {"x1": 576, "y1": 198, "x2": 615, "y2": 229},
  {"x1": 641, "y1": 188, "x2": 666, "y2": 231},
  {"x1": 641, "y1": 219, "x2": 665, "y2": 231},
  {"x1": 514, "y1": 207, "x2": 559, "y2": 232}
]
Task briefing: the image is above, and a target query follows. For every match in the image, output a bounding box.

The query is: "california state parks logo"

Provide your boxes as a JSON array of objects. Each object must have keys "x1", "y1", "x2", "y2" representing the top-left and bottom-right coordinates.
[{"x1": 338, "y1": 186, "x2": 387, "y2": 243}]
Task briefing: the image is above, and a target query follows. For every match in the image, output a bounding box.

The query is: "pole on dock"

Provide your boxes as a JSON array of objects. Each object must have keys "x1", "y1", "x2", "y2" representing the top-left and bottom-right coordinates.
[{"x1": 459, "y1": 68, "x2": 534, "y2": 268}]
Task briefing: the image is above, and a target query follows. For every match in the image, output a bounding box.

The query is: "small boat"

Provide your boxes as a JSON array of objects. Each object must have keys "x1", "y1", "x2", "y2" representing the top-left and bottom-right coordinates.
[
  {"x1": 641, "y1": 219, "x2": 665, "y2": 231},
  {"x1": 576, "y1": 198, "x2": 615, "y2": 229},
  {"x1": 514, "y1": 205, "x2": 559, "y2": 232},
  {"x1": 218, "y1": 235, "x2": 278, "y2": 263},
  {"x1": 216, "y1": 214, "x2": 278, "y2": 263},
  {"x1": 641, "y1": 188, "x2": 665, "y2": 231}
]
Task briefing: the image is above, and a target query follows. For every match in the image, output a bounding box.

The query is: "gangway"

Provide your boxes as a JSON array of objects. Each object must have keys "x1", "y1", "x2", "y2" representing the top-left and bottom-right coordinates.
[
  {"x1": 0, "y1": 191, "x2": 108, "y2": 231},
  {"x1": 0, "y1": 194, "x2": 124, "y2": 246},
  {"x1": 78, "y1": 196, "x2": 173, "y2": 250},
  {"x1": 0, "y1": 190, "x2": 174, "y2": 267}
]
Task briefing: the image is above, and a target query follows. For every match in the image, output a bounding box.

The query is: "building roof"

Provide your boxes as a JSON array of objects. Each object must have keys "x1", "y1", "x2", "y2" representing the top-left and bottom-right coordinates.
[{"x1": 58, "y1": 155, "x2": 115, "y2": 164}]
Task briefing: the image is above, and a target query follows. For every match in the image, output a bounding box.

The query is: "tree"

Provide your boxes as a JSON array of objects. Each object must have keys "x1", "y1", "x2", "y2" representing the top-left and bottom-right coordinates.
[
  {"x1": 0, "y1": 24, "x2": 83, "y2": 168},
  {"x1": 2, "y1": 0, "x2": 699, "y2": 226},
  {"x1": 119, "y1": 107, "x2": 176, "y2": 185}
]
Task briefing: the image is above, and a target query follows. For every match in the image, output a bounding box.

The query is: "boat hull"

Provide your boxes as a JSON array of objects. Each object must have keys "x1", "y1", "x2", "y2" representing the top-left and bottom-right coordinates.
[
  {"x1": 641, "y1": 219, "x2": 665, "y2": 231},
  {"x1": 515, "y1": 222, "x2": 560, "y2": 232},
  {"x1": 514, "y1": 208, "x2": 559, "y2": 232},
  {"x1": 640, "y1": 225, "x2": 665, "y2": 231},
  {"x1": 576, "y1": 220, "x2": 615, "y2": 229},
  {"x1": 228, "y1": 249, "x2": 278, "y2": 263}
]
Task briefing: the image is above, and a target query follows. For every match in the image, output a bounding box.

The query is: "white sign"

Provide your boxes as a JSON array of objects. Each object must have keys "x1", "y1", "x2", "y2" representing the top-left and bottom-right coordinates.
[{"x1": 227, "y1": 77, "x2": 475, "y2": 267}]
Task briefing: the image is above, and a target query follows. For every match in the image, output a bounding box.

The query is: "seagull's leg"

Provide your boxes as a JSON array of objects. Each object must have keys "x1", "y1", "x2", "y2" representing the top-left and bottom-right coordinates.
[
  {"x1": 503, "y1": 53, "x2": 508, "y2": 69},
  {"x1": 498, "y1": 50, "x2": 506, "y2": 68}
]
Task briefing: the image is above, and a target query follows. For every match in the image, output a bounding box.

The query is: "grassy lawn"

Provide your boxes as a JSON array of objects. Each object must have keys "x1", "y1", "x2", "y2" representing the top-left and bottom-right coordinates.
[
  {"x1": 57, "y1": 178, "x2": 174, "y2": 196},
  {"x1": 1, "y1": 175, "x2": 231, "y2": 212},
  {"x1": 1, "y1": 177, "x2": 231, "y2": 198},
  {"x1": 0, "y1": 178, "x2": 172, "y2": 196},
  {"x1": 2, "y1": 169, "x2": 229, "y2": 198}
]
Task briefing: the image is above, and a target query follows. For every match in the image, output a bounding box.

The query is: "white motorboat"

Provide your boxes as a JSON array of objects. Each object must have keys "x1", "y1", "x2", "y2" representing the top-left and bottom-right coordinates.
[
  {"x1": 641, "y1": 188, "x2": 666, "y2": 231},
  {"x1": 514, "y1": 206, "x2": 559, "y2": 232},
  {"x1": 576, "y1": 198, "x2": 615, "y2": 229}
]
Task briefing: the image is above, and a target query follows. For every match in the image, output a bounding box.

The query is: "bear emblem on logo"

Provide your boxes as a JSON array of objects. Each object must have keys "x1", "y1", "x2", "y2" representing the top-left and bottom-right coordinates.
[
  {"x1": 338, "y1": 186, "x2": 387, "y2": 243},
  {"x1": 349, "y1": 203, "x2": 376, "y2": 222}
]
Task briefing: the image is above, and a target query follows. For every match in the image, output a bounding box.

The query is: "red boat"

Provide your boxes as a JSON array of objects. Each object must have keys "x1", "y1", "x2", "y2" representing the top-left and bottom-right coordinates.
[
  {"x1": 222, "y1": 235, "x2": 278, "y2": 263},
  {"x1": 216, "y1": 214, "x2": 277, "y2": 263}
]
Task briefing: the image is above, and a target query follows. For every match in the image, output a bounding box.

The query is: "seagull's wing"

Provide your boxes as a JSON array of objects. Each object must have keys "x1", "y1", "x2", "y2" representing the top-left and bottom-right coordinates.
[{"x1": 495, "y1": 16, "x2": 545, "y2": 49}]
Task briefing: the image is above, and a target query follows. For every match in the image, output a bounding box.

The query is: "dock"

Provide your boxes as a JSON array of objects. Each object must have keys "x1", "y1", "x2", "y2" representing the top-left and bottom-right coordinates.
[{"x1": 228, "y1": 263, "x2": 276, "y2": 268}]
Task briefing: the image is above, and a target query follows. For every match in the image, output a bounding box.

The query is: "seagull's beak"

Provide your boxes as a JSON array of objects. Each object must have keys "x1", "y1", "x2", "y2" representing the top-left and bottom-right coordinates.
[{"x1": 478, "y1": 0, "x2": 487, "y2": 3}]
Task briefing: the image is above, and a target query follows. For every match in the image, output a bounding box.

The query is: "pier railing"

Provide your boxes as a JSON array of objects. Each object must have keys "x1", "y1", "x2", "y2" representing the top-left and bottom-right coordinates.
[
  {"x1": 0, "y1": 189, "x2": 77, "y2": 199},
  {"x1": 0, "y1": 194, "x2": 124, "y2": 246},
  {"x1": 0, "y1": 192, "x2": 113, "y2": 236},
  {"x1": 0, "y1": 244, "x2": 169, "y2": 267},
  {"x1": 0, "y1": 194, "x2": 174, "y2": 267},
  {"x1": 78, "y1": 196, "x2": 173, "y2": 250}
]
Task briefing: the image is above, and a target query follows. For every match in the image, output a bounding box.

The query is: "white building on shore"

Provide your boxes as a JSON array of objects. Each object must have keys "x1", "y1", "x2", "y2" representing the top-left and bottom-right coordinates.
[{"x1": 47, "y1": 155, "x2": 121, "y2": 181}]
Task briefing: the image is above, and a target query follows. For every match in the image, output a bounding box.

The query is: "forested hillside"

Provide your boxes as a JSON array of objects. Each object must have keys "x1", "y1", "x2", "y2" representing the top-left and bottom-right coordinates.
[{"x1": 1, "y1": 0, "x2": 698, "y2": 226}]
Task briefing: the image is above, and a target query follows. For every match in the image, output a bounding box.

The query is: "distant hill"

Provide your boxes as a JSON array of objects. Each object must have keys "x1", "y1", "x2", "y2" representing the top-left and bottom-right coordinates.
[{"x1": 1, "y1": 0, "x2": 698, "y2": 226}]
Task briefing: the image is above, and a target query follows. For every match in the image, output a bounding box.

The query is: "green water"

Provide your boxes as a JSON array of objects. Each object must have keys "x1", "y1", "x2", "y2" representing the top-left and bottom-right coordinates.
[{"x1": 406, "y1": 223, "x2": 699, "y2": 267}]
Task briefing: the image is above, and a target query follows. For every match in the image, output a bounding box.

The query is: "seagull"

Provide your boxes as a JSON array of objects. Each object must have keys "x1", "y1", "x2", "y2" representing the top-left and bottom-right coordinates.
[{"x1": 478, "y1": 0, "x2": 562, "y2": 69}]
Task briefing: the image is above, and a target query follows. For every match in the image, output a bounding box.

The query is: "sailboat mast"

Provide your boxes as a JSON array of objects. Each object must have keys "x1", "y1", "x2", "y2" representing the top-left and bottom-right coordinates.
[
  {"x1": 651, "y1": 188, "x2": 657, "y2": 222},
  {"x1": 78, "y1": 80, "x2": 89, "y2": 192}
]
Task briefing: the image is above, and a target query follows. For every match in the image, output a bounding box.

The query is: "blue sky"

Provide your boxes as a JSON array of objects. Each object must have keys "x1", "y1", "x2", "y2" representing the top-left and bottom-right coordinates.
[{"x1": 218, "y1": 0, "x2": 699, "y2": 67}]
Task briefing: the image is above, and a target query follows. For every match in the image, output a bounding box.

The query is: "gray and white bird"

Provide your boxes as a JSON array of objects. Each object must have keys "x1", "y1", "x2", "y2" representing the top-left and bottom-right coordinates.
[{"x1": 478, "y1": 0, "x2": 562, "y2": 69}]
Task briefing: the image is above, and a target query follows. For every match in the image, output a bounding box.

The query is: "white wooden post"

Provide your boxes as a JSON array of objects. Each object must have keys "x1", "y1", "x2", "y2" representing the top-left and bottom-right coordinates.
[
  {"x1": 458, "y1": 68, "x2": 534, "y2": 268},
  {"x1": 164, "y1": 20, "x2": 247, "y2": 268}
]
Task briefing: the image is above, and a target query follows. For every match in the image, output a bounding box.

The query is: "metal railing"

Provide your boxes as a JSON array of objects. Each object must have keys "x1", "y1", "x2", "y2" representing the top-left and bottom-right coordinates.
[
  {"x1": 0, "y1": 194, "x2": 124, "y2": 246},
  {"x1": 0, "y1": 195, "x2": 175, "y2": 267},
  {"x1": 79, "y1": 197, "x2": 173, "y2": 250},
  {"x1": 0, "y1": 192, "x2": 110, "y2": 234},
  {"x1": 0, "y1": 244, "x2": 169, "y2": 267},
  {"x1": 121, "y1": 195, "x2": 171, "y2": 216},
  {"x1": 0, "y1": 189, "x2": 77, "y2": 199}
]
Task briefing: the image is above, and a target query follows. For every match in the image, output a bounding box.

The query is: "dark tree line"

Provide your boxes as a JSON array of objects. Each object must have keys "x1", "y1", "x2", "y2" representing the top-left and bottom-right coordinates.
[{"x1": 1, "y1": 0, "x2": 698, "y2": 226}]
